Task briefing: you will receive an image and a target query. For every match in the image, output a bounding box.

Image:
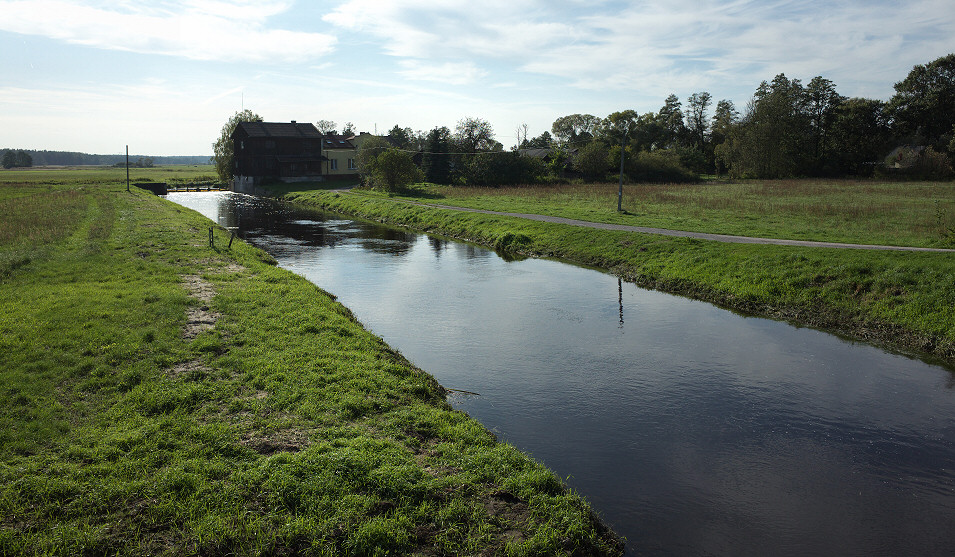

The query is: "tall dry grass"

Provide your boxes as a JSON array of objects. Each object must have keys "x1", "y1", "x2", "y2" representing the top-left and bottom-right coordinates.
[
  {"x1": 428, "y1": 179, "x2": 955, "y2": 245},
  {"x1": 0, "y1": 190, "x2": 87, "y2": 245}
]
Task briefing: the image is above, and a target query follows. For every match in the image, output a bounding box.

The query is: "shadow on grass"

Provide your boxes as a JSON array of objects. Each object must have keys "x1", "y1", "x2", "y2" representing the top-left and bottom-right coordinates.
[
  {"x1": 396, "y1": 185, "x2": 445, "y2": 200},
  {"x1": 262, "y1": 181, "x2": 359, "y2": 196}
]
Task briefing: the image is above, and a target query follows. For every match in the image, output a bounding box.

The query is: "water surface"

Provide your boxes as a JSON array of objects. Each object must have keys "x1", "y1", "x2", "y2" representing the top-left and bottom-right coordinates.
[{"x1": 168, "y1": 191, "x2": 955, "y2": 556}]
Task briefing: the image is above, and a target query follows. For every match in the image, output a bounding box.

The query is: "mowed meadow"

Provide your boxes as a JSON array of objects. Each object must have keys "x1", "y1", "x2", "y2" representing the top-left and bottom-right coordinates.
[{"x1": 0, "y1": 168, "x2": 623, "y2": 556}]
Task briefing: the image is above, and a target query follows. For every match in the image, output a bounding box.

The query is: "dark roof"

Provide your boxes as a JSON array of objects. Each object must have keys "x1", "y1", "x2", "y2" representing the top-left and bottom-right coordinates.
[
  {"x1": 234, "y1": 121, "x2": 323, "y2": 139},
  {"x1": 322, "y1": 134, "x2": 356, "y2": 149}
]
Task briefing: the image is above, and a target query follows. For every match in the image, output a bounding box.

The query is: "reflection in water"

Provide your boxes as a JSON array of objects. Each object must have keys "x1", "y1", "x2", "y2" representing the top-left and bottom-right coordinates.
[
  {"x1": 167, "y1": 192, "x2": 955, "y2": 557},
  {"x1": 618, "y1": 278, "x2": 624, "y2": 327},
  {"x1": 429, "y1": 236, "x2": 446, "y2": 257}
]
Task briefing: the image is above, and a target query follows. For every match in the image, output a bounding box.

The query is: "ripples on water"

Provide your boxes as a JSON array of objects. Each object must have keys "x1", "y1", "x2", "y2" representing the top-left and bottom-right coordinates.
[{"x1": 168, "y1": 192, "x2": 955, "y2": 557}]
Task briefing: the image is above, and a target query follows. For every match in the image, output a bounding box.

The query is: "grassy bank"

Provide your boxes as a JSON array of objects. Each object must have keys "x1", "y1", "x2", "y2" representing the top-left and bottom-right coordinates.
[
  {"x1": 0, "y1": 172, "x2": 623, "y2": 555},
  {"x1": 276, "y1": 183, "x2": 955, "y2": 367},
  {"x1": 345, "y1": 180, "x2": 955, "y2": 248}
]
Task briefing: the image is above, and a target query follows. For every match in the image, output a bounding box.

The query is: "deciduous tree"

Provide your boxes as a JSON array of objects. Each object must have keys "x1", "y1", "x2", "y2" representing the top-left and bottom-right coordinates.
[
  {"x1": 370, "y1": 149, "x2": 422, "y2": 192},
  {"x1": 598, "y1": 110, "x2": 640, "y2": 145},
  {"x1": 829, "y1": 98, "x2": 891, "y2": 175},
  {"x1": 686, "y1": 91, "x2": 712, "y2": 152},
  {"x1": 515, "y1": 123, "x2": 530, "y2": 149},
  {"x1": 551, "y1": 114, "x2": 601, "y2": 146},
  {"x1": 315, "y1": 119, "x2": 337, "y2": 134},
  {"x1": 212, "y1": 109, "x2": 262, "y2": 182},
  {"x1": 422, "y1": 126, "x2": 452, "y2": 184},
  {"x1": 804, "y1": 76, "x2": 844, "y2": 170},
  {"x1": 387, "y1": 125, "x2": 416, "y2": 150},
  {"x1": 710, "y1": 100, "x2": 739, "y2": 175},
  {"x1": 717, "y1": 74, "x2": 811, "y2": 178},
  {"x1": 355, "y1": 136, "x2": 392, "y2": 181},
  {"x1": 658, "y1": 94, "x2": 687, "y2": 148},
  {"x1": 574, "y1": 141, "x2": 610, "y2": 181},
  {"x1": 522, "y1": 131, "x2": 553, "y2": 149},
  {"x1": 454, "y1": 117, "x2": 496, "y2": 152},
  {"x1": 889, "y1": 53, "x2": 955, "y2": 149},
  {"x1": 463, "y1": 151, "x2": 546, "y2": 186}
]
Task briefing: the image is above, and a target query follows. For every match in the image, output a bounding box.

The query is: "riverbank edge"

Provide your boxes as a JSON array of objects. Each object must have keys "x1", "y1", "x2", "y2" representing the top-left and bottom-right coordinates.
[
  {"x1": 0, "y1": 184, "x2": 624, "y2": 556},
  {"x1": 278, "y1": 188, "x2": 955, "y2": 370}
]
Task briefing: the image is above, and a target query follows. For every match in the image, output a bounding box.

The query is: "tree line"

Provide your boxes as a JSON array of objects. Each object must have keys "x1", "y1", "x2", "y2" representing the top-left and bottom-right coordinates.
[
  {"x1": 2, "y1": 150, "x2": 32, "y2": 169},
  {"x1": 358, "y1": 53, "x2": 955, "y2": 188},
  {"x1": 215, "y1": 53, "x2": 955, "y2": 189},
  {"x1": 0, "y1": 149, "x2": 210, "y2": 168}
]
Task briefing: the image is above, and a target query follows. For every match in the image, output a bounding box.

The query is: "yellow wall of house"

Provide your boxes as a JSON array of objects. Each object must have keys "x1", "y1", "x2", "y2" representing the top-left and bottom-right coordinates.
[{"x1": 324, "y1": 149, "x2": 358, "y2": 175}]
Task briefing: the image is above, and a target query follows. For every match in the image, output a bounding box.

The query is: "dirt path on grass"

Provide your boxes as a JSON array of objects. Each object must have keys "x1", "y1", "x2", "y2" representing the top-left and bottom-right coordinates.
[{"x1": 393, "y1": 198, "x2": 955, "y2": 253}]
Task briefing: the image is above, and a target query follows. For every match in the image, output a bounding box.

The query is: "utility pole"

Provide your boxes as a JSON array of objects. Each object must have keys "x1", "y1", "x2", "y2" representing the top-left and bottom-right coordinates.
[
  {"x1": 617, "y1": 128, "x2": 628, "y2": 212},
  {"x1": 126, "y1": 145, "x2": 130, "y2": 192}
]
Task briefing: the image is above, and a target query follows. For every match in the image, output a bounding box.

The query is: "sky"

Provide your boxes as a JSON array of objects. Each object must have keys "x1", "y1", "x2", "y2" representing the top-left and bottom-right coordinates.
[{"x1": 1, "y1": 0, "x2": 954, "y2": 156}]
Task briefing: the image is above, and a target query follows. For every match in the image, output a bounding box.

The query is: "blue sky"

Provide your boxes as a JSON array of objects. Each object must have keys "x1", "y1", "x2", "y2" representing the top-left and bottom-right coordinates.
[{"x1": 1, "y1": 0, "x2": 954, "y2": 156}]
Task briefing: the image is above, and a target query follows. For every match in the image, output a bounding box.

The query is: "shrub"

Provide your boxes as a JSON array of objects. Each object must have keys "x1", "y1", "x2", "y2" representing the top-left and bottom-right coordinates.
[
  {"x1": 882, "y1": 146, "x2": 954, "y2": 180},
  {"x1": 463, "y1": 152, "x2": 546, "y2": 186},
  {"x1": 574, "y1": 142, "x2": 610, "y2": 181},
  {"x1": 629, "y1": 150, "x2": 699, "y2": 183},
  {"x1": 915, "y1": 147, "x2": 954, "y2": 179},
  {"x1": 369, "y1": 149, "x2": 422, "y2": 192}
]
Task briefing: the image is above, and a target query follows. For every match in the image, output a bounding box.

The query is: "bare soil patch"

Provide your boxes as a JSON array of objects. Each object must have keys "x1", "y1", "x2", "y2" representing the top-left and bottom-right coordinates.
[{"x1": 180, "y1": 274, "x2": 219, "y2": 339}]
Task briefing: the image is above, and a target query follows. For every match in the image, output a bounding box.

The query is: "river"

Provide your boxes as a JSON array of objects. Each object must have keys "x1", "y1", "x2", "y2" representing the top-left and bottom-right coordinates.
[{"x1": 167, "y1": 191, "x2": 955, "y2": 556}]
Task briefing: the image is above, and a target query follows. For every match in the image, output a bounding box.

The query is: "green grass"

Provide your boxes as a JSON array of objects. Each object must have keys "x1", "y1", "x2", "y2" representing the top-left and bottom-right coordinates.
[
  {"x1": 277, "y1": 184, "x2": 955, "y2": 367},
  {"x1": 0, "y1": 175, "x2": 622, "y2": 555},
  {"x1": 0, "y1": 164, "x2": 218, "y2": 186},
  {"x1": 373, "y1": 180, "x2": 955, "y2": 248}
]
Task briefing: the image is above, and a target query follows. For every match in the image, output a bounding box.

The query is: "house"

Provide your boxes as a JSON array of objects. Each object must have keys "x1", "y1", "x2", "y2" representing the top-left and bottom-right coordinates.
[
  {"x1": 231, "y1": 121, "x2": 324, "y2": 191},
  {"x1": 320, "y1": 134, "x2": 360, "y2": 177}
]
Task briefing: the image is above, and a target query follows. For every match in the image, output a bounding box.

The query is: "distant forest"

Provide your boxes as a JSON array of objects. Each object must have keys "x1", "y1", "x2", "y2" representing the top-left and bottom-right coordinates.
[{"x1": 0, "y1": 149, "x2": 210, "y2": 167}]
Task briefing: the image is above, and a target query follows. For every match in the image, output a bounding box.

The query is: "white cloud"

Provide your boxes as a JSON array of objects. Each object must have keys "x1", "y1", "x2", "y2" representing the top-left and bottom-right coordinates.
[
  {"x1": 4, "y1": 0, "x2": 955, "y2": 156},
  {"x1": 323, "y1": 0, "x2": 573, "y2": 59},
  {"x1": 324, "y1": 0, "x2": 955, "y2": 102},
  {"x1": 397, "y1": 60, "x2": 487, "y2": 85},
  {"x1": 0, "y1": 0, "x2": 337, "y2": 62}
]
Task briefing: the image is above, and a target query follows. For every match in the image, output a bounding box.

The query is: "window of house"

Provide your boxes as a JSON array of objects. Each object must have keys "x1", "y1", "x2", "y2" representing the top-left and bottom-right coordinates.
[
  {"x1": 348, "y1": 158, "x2": 356, "y2": 170},
  {"x1": 330, "y1": 159, "x2": 338, "y2": 170}
]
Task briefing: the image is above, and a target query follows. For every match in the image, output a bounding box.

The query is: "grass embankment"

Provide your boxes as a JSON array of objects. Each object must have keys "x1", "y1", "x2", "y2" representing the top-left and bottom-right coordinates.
[
  {"x1": 384, "y1": 181, "x2": 955, "y2": 248},
  {"x1": 0, "y1": 172, "x2": 622, "y2": 555},
  {"x1": 277, "y1": 181, "x2": 955, "y2": 366}
]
